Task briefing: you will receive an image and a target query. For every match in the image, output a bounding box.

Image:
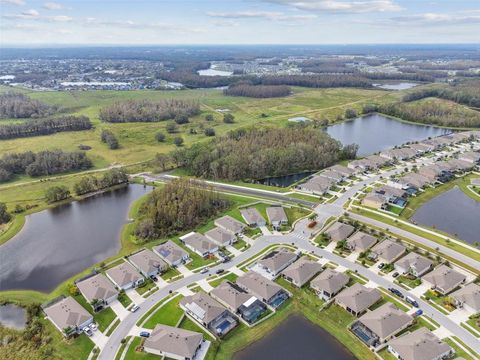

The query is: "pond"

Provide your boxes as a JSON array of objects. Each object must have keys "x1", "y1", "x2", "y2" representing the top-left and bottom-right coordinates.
[
  {"x1": 324, "y1": 113, "x2": 452, "y2": 156},
  {"x1": 233, "y1": 314, "x2": 356, "y2": 360},
  {"x1": 0, "y1": 304, "x2": 27, "y2": 330},
  {"x1": 411, "y1": 186, "x2": 480, "y2": 245},
  {"x1": 0, "y1": 184, "x2": 151, "y2": 292},
  {"x1": 373, "y1": 82, "x2": 419, "y2": 90},
  {"x1": 254, "y1": 171, "x2": 314, "y2": 187}
]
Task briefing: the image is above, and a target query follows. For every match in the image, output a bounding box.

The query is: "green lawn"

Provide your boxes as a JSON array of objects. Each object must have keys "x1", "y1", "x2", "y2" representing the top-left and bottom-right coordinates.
[
  {"x1": 114, "y1": 336, "x2": 131, "y2": 360},
  {"x1": 124, "y1": 337, "x2": 159, "y2": 360},
  {"x1": 135, "y1": 280, "x2": 158, "y2": 296},
  {"x1": 160, "y1": 267, "x2": 182, "y2": 281},
  {"x1": 466, "y1": 315, "x2": 480, "y2": 334},
  {"x1": 208, "y1": 273, "x2": 239, "y2": 287},
  {"x1": 143, "y1": 295, "x2": 184, "y2": 329},
  {"x1": 73, "y1": 294, "x2": 116, "y2": 332},
  {"x1": 378, "y1": 347, "x2": 398, "y2": 360},
  {"x1": 396, "y1": 274, "x2": 422, "y2": 289},
  {"x1": 444, "y1": 338, "x2": 475, "y2": 360},
  {"x1": 137, "y1": 293, "x2": 176, "y2": 326},
  {"x1": 232, "y1": 239, "x2": 247, "y2": 250},
  {"x1": 105, "y1": 318, "x2": 121, "y2": 337},
  {"x1": 118, "y1": 292, "x2": 133, "y2": 308}
]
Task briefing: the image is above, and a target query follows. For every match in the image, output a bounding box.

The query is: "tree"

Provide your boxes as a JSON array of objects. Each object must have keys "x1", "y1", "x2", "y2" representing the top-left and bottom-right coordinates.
[
  {"x1": 205, "y1": 114, "x2": 214, "y2": 121},
  {"x1": 166, "y1": 123, "x2": 177, "y2": 134},
  {"x1": 155, "y1": 132, "x2": 166, "y2": 142},
  {"x1": 204, "y1": 127, "x2": 215, "y2": 136},
  {"x1": 173, "y1": 137, "x2": 184, "y2": 147},
  {"x1": 45, "y1": 185, "x2": 71, "y2": 203},
  {"x1": 223, "y1": 113, "x2": 235, "y2": 124},
  {"x1": 344, "y1": 108, "x2": 357, "y2": 119},
  {"x1": 174, "y1": 114, "x2": 189, "y2": 124},
  {"x1": 101, "y1": 129, "x2": 119, "y2": 149},
  {"x1": 0, "y1": 202, "x2": 11, "y2": 224},
  {"x1": 154, "y1": 153, "x2": 171, "y2": 171}
]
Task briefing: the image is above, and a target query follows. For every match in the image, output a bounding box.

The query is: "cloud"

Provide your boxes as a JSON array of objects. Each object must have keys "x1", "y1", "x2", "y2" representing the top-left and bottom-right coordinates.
[
  {"x1": 2, "y1": 8, "x2": 73, "y2": 22},
  {"x1": 390, "y1": 12, "x2": 480, "y2": 25},
  {"x1": 212, "y1": 20, "x2": 240, "y2": 27},
  {"x1": 207, "y1": 10, "x2": 317, "y2": 21},
  {"x1": 43, "y1": 2, "x2": 64, "y2": 10},
  {"x1": 0, "y1": 0, "x2": 26, "y2": 6},
  {"x1": 263, "y1": 0, "x2": 402, "y2": 13}
]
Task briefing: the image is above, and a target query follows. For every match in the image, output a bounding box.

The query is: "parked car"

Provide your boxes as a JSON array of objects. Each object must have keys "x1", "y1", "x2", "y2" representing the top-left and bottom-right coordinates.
[
  {"x1": 388, "y1": 288, "x2": 404, "y2": 298},
  {"x1": 216, "y1": 269, "x2": 224, "y2": 275},
  {"x1": 139, "y1": 331, "x2": 150, "y2": 338},
  {"x1": 378, "y1": 263, "x2": 385, "y2": 269},
  {"x1": 130, "y1": 304, "x2": 140, "y2": 312},
  {"x1": 392, "y1": 272, "x2": 400, "y2": 278},
  {"x1": 89, "y1": 323, "x2": 97, "y2": 331},
  {"x1": 83, "y1": 327, "x2": 93, "y2": 337},
  {"x1": 200, "y1": 268, "x2": 209, "y2": 274},
  {"x1": 222, "y1": 256, "x2": 231, "y2": 263},
  {"x1": 405, "y1": 296, "x2": 419, "y2": 308},
  {"x1": 149, "y1": 275, "x2": 158, "y2": 282},
  {"x1": 414, "y1": 309, "x2": 423, "y2": 317}
]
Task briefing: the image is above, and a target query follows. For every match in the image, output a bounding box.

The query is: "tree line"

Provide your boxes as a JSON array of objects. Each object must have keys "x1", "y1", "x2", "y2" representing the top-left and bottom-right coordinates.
[
  {"x1": 168, "y1": 127, "x2": 358, "y2": 181},
  {"x1": 224, "y1": 84, "x2": 291, "y2": 98},
  {"x1": 99, "y1": 99, "x2": 200, "y2": 123},
  {"x1": 0, "y1": 115, "x2": 92, "y2": 140},
  {"x1": 0, "y1": 92, "x2": 55, "y2": 118},
  {"x1": 72, "y1": 168, "x2": 129, "y2": 195},
  {"x1": 0, "y1": 150, "x2": 92, "y2": 182},
  {"x1": 135, "y1": 178, "x2": 229, "y2": 240}
]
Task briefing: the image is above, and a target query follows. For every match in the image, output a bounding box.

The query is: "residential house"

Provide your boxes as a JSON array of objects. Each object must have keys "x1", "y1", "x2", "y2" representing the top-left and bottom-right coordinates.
[
  {"x1": 143, "y1": 324, "x2": 204, "y2": 360},
  {"x1": 408, "y1": 143, "x2": 432, "y2": 155},
  {"x1": 459, "y1": 151, "x2": 480, "y2": 165},
  {"x1": 397, "y1": 173, "x2": 431, "y2": 191},
  {"x1": 281, "y1": 257, "x2": 323, "y2": 288},
  {"x1": 181, "y1": 232, "x2": 218, "y2": 258},
  {"x1": 375, "y1": 185, "x2": 408, "y2": 207},
  {"x1": 214, "y1": 215, "x2": 246, "y2": 235},
  {"x1": 324, "y1": 222, "x2": 355, "y2": 242},
  {"x1": 352, "y1": 303, "x2": 413, "y2": 346},
  {"x1": 128, "y1": 249, "x2": 168, "y2": 278},
  {"x1": 210, "y1": 281, "x2": 267, "y2": 324},
  {"x1": 394, "y1": 252, "x2": 433, "y2": 277},
  {"x1": 346, "y1": 231, "x2": 377, "y2": 252},
  {"x1": 348, "y1": 159, "x2": 374, "y2": 172},
  {"x1": 319, "y1": 169, "x2": 344, "y2": 183},
  {"x1": 422, "y1": 264, "x2": 466, "y2": 295},
  {"x1": 335, "y1": 283, "x2": 382, "y2": 316},
  {"x1": 44, "y1": 296, "x2": 93, "y2": 336},
  {"x1": 380, "y1": 147, "x2": 417, "y2": 161},
  {"x1": 180, "y1": 292, "x2": 237, "y2": 336},
  {"x1": 105, "y1": 261, "x2": 144, "y2": 290},
  {"x1": 362, "y1": 193, "x2": 387, "y2": 210},
  {"x1": 310, "y1": 268, "x2": 350, "y2": 301},
  {"x1": 387, "y1": 328, "x2": 453, "y2": 360},
  {"x1": 327, "y1": 164, "x2": 355, "y2": 178},
  {"x1": 76, "y1": 273, "x2": 118, "y2": 311},
  {"x1": 236, "y1": 271, "x2": 289, "y2": 309},
  {"x1": 297, "y1": 176, "x2": 335, "y2": 195},
  {"x1": 266, "y1": 206, "x2": 288, "y2": 230},
  {"x1": 240, "y1": 208, "x2": 266, "y2": 227},
  {"x1": 450, "y1": 283, "x2": 480, "y2": 314},
  {"x1": 257, "y1": 249, "x2": 298, "y2": 278},
  {"x1": 369, "y1": 239, "x2": 406, "y2": 264},
  {"x1": 445, "y1": 158, "x2": 474, "y2": 173},
  {"x1": 205, "y1": 227, "x2": 237, "y2": 247},
  {"x1": 153, "y1": 240, "x2": 190, "y2": 267}
]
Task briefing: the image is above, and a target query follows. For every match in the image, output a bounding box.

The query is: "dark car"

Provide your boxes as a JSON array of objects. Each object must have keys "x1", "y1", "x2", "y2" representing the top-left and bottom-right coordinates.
[
  {"x1": 149, "y1": 275, "x2": 158, "y2": 282},
  {"x1": 140, "y1": 331, "x2": 150, "y2": 338},
  {"x1": 388, "y1": 288, "x2": 404, "y2": 298},
  {"x1": 392, "y1": 272, "x2": 400, "y2": 278},
  {"x1": 378, "y1": 263, "x2": 385, "y2": 269},
  {"x1": 216, "y1": 269, "x2": 225, "y2": 275}
]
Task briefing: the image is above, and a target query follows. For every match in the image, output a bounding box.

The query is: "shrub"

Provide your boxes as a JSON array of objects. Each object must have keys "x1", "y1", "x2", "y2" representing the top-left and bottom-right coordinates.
[
  {"x1": 155, "y1": 132, "x2": 166, "y2": 142},
  {"x1": 173, "y1": 137, "x2": 184, "y2": 147},
  {"x1": 223, "y1": 113, "x2": 235, "y2": 123},
  {"x1": 204, "y1": 128, "x2": 215, "y2": 136}
]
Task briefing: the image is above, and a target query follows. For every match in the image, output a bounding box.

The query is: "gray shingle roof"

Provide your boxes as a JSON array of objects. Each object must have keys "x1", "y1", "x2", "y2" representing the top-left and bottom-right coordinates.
[
  {"x1": 204, "y1": 227, "x2": 236, "y2": 246},
  {"x1": 422, "y1": 265, "x2": 466, "y2": 294},
  {"x1": 154, "y1": 240, "x2": 188, "y2": 265},
  {"x1": 324, "y1": 222, "x2": 355, "y2": 242},
  {"x1": 214, "y1": 215, "x2": 246, "y2": 234},
  {"x1": 358, "y1": 303, "x2": 413, "y2": 339},
  {"x1": 387, "y1": 328, "x2": 452, "y2": 360},
  {"x1": 451, "y1": 283, "x2": 480, "y2": 312},
  {"x1": 266, "y1": 207, "x2": 288, "y2": 223},
  {"x1": 76, "y1": 273, "x2": 118, "y2": 303},
  {"x1": 371, "y1": 239, "x2": 406, "y2": 263},
  {"x1": 346, "y1": 231, "x2": 377, "y2": 251},
  {"x1": 258, "y1": 250, "x2": 297, "y2": 274},
  {"x1": 240, "y1": 208, "x2": 265, "y2": 225},
  {"x1": 180, "y1": 292, "x2": 227, "y2": 324},
  {"x1": 394, "y1": 252, "x2": 433, "y2": 275},
  {"x1": 44, "y1": 297, "x2": 92, "y2": 331},
  {"x1": 236, "y1": 271, "x2": 283, "y2": 301},
  {"x1": 336, "y1": 283, "x2": 382, "y2": 314},
  {"x1": 128, "y1": 249, "x2": 167, "y2": 275},
  {"x1": 210, "y1": 281, "x2": 256, "y2": 311},
  {"x1": 281, "y1": 257, "x2": 323, "y2": 286},
  {"x1": 144, "y1": 324, "x2": 203, "y2": 359},
  {"x1": 310, "y1": 268, "x2": 350, "y2": 295},
  {"x1": 182, "y1": 232, "x2": 217, "y2": 254},
  {"x1": 105, "y1": 261, "x2": 143, "y2": 288}
]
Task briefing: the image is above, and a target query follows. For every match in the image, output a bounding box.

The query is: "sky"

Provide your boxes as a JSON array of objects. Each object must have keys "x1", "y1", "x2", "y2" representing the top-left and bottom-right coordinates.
[{"x1": 1, "y1": 0, "x2": 479, "y2": 46}]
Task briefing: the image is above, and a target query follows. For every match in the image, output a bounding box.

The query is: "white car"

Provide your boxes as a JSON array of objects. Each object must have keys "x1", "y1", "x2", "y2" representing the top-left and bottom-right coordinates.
[
  {"x1": 130, "y1": 304, "x2": 140, "y2": 312},
  {"x1": 89, "y1": 323, "x2": 97, "y2": 331},
  {"x1": 83, "y1": 327, "x2": 93, "y2": 337}
]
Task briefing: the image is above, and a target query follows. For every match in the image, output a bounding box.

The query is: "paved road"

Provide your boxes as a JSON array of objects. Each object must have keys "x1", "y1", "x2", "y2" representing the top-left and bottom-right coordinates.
[
  {"x1": 348, "y1": 212, "x2": 480, "y2": 270},
  {"x1": 142, "y1": 174, "x2": 317, "y2": 207}
]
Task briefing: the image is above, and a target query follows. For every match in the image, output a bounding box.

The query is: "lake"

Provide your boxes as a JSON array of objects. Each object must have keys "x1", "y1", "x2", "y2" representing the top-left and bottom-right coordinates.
[
  {"x1": 411, "y1": 186, "x2": 480, "y2": 245},
  {"x1": 325, "y1": 114, "x2": 452, "y2": 156},
  {"x1": 373, "y1": 82, "x2": 418, "y2": 90},
  {"x1": 0, "y1": 304, "x2": 27, "y2": 330},
  {"x1": 233, "y1": 314, "x2": 356, "y2": 360},
  {"x1": 255, "y1": 172, "x2": 314, "y2": 187},
  {"x1": 0, "y1": 184, "x2": 151, "y2": 292}
]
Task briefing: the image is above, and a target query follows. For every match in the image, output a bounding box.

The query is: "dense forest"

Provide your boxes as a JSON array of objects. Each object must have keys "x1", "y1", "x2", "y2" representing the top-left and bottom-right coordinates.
[
  {"x1": 135, "y1": 178, "x2": 229, "y2": 240},
  {"x1": 224, "y1": 84, "x2": 291, "y2": 98},
  {"x1": 73, "y1": 168, "x2": 129, "y2": 195},
  {"x1": 99, "y1": 99, "x2": 200, "y2": 123},
  {"x1": 378, "y1": 99, "x2": 480, "y2": 128},
  {"x1": 0, "y1": 115, "x2": 92, "y2": 140},
  {"x1": 403, "y1": 80, "x2": 480, "y2": 108},
  {"x1": 0, "y1": 92, "x2": 55, "y2": 118},
  {"x1": 171, "y1": 127, "x2": 357, "y2": 181},
  {"x1": 0, "y1": 150, "x2": 92, "y2": 182}
]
